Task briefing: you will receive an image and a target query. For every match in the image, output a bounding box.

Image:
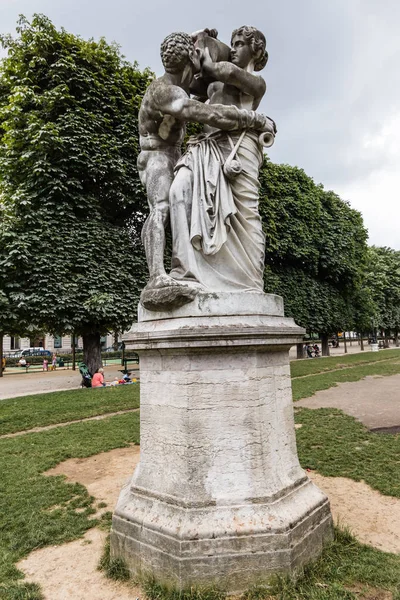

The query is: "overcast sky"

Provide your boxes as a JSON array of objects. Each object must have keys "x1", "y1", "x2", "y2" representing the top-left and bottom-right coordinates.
[{"x1": 1, "y1": 0, "x2": 399, "y2": 249}]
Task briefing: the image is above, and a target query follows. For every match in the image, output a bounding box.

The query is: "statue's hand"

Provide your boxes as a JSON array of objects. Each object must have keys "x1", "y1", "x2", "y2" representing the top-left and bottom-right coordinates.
[
  {"x1": 254, "y1": 113, "x2": 277, "y2": 135},
  {"x1": 191, "y1": 28, "x2": 218, "y2": 42},
  {"x1": 237, "y1": 110, "x2": 276, "y2": 133},
  {"x1": 205, "y1": 28, "x2": 218, "y2": 38},
  {"x1": 256, "y1": 115, "x2": 277, "y2": 148},
  {"x1": 236, "y1": 110, "x2": 277, "y2": 147}
]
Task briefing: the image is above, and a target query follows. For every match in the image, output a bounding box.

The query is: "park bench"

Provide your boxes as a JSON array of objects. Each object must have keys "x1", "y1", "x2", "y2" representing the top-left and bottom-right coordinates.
[{"x1": 119, "y1": 354, "x2": 139, "y2": 376}]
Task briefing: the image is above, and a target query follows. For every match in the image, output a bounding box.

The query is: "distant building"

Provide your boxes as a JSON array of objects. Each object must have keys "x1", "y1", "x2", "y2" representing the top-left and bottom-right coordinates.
[{"x1": 3, "y1": 333, "x2": 116, "y2": 354}]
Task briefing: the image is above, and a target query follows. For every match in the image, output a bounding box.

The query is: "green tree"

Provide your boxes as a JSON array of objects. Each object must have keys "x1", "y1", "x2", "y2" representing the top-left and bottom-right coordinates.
[
  {"x1": 259, "y1": 159, "x2": 370, "y2": 354},
  {"x1": 0, "y1": 15, "x2": 152, "y2": 374},
  {"x1": 364, "y1": 246, "x2": 400, "y2": 344}
]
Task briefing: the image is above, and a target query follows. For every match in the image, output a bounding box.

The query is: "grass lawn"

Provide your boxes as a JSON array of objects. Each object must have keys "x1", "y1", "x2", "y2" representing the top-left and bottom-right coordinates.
[
  {"x1": 1, "y1": 374, "x2": 400, "y2": 598},
  {"x1": 295, "y1": 407, "x2": 400, "y2": 498},
  {"x1": 0, "y1": 385, "x2": 139, "y2": 435},
  {"x1": 0, "y1": 411, "x2": 140, "y2": 599},
  {"x1": 292, "y1": 356, "x2": 400, "y2": 401},
  {"x1": 290, "y1": 347, "x2": 400, "y2": 378}
]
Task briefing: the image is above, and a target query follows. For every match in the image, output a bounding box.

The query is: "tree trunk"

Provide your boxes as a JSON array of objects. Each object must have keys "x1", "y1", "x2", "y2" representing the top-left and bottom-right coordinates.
[
  {"x1": 296, "y1": 342, "x2": 304, "y2": 359},
  {"x1": 343, "y1": 332, "x2": 348, "y2": 354},
  {"x1": 0, "y1": 333, "x2": 3, "y2": 378},
  {"x1": 121, "y1": 341, "x2": 126, "y2": 367},
  {"x1": 384, "y1": 329, "x2": 390, "y2": 349},
  {"x1": 321, "y1": 333, "x2": 330, "y2": 357},
  {"x1": 82, "y1": 332, "x2": 102, "y2": 376},
  {"x1": 395, "y1": 329, "x2": 399, "y2": 347},
  {"x1": 72, "y1": 333, "x2": 76, "y2": 371},
  {"x1": 360, "y1": 333, "x2": 364, "y2": 351},
  {"x1": 113, "y1": 331, "x2": 119, "y2": 351}
]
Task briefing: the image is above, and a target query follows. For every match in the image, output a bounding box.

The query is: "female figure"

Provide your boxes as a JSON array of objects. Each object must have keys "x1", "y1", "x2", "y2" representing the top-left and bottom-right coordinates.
[
  {"x1": 169, "y1": 26, "x2": 275, "y2": 293},
  {"x1": 92, "y1": 368, "x2": 106, "y2": 388}
]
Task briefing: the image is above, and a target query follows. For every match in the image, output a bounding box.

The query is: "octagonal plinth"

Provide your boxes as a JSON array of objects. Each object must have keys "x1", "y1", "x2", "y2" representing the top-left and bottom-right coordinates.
[{"x1": 111, "y1": 294, "x2": 333, "y2": 592}]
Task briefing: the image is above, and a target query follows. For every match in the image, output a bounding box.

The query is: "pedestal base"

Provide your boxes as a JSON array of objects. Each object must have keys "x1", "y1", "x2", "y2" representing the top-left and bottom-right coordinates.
[{"x1": 111, "y1": 294, "x2": 333, "y2": 592}]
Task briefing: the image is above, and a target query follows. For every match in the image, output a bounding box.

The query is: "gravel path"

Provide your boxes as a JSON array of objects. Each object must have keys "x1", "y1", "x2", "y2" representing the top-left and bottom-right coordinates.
[
  {"x1": 0, "y1": 364, "x2": 139, "y2": 400},
  {"x1": 296, "y1": 374, "x2": 400, "y2": 429}
]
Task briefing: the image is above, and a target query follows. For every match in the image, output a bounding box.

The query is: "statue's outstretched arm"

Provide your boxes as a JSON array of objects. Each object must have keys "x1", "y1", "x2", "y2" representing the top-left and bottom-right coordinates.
[
  {"x1": 169, "y1": 98, "x2": 270, "y2": 133},
  {"x1": 154, "y1": 87, "x2": 271, "y2": 132}
]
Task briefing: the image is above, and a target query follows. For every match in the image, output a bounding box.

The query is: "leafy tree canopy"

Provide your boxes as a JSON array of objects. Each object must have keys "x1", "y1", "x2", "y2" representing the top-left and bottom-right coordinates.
[
  {"x1": 364, "y1": 246, "x2": 400, "y2": 332},
  {"x1": 259, "y1": 159, "x2": 369, "y2": 333},
  {"x1": 0, "y1": 15, "x2": 152, "y2": 371}
]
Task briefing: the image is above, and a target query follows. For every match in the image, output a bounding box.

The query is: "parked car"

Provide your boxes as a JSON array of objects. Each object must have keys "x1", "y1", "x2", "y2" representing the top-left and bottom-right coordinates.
[
  {"x1": 103, "y1": 344, "x2": 124, "y2": 353},
  {"x1": 13, "y1": 348, "x2": 52, "y2": 358}
]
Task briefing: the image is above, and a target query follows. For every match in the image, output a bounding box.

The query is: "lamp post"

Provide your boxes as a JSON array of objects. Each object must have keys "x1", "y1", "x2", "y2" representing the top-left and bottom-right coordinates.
[{"x1": 121, "y1": 341, "x2": 125, "y2": 369}]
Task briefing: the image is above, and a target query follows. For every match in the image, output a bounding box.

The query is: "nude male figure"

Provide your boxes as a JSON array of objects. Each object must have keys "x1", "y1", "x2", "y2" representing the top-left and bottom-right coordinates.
[{"x1": 137, "y1": 31, "x2": 272, "y2": 311}]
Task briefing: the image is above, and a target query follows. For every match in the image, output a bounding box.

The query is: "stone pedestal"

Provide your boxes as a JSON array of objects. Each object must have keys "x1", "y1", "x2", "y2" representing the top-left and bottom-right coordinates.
[{"x1": 111, "y1": 293, "x2": 333, "y2": 592}]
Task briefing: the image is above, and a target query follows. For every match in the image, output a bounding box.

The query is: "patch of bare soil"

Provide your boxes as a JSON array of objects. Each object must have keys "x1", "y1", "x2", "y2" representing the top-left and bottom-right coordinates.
[
  {"x1": 18, "y1": 446, "x2": 141, "y2": 599},
  {"x1": 18, "y1": 528, "x2": 141, "y2": 600},
  {"x1": 308, "y1": 471, "x2": 400, "y2": 554},
  {"x1": 45, "y1": 445, "x2": 140, "y2": 513},
  {"x1": 346, "y1": 584, "x2": 393, "y2": 599}
]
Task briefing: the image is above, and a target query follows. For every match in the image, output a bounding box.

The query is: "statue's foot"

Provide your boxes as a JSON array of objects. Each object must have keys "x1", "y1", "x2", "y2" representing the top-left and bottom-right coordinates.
[
  {"x1": 140, "y1": 275, "x2": 200, "y2": 311},
  {"x1": 143, "y1": 274, "x2": 186, "y2": 291}
]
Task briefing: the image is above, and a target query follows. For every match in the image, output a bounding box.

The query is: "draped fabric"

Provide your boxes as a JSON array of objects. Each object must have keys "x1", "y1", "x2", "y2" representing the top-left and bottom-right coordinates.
[{"x1": 169, "y1": 130, "x2": 265, "y2": 292}]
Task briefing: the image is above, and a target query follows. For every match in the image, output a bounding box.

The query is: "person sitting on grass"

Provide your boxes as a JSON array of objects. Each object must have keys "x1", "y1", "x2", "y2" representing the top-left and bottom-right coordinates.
[
  {"x1": 92, "y1": 367, "x2": 106, "y2": 388},
  {"x1": 306, "y1": 344, "x2": 314, "y2": 358}
]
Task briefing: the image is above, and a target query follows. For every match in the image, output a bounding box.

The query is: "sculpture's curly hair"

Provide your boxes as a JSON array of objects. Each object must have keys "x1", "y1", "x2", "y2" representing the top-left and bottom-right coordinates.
[
  {"x1": 160, "y1": 32, "x2": 194, "y2": 74},
  {"x1": 231, "y1": 26, "x2": 268, "y2": 71}
]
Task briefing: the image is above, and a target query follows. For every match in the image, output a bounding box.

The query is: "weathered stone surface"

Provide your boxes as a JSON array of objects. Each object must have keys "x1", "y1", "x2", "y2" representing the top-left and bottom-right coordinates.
[
  {"x1": 138, "y1": 291, "x2": 284, "y2": 321},
  {"x1": 137, "y1": 30, "x2": 274, "y2": 310},
  {"x1": 140, "y1": 282, "x2": 199, "y2": 312},
  {"x1": 112, "y1": 306, "x2": 333, "y2": 591},
  {"x1": 168, "y1": 27, "x2": 275, "y2": 299}
]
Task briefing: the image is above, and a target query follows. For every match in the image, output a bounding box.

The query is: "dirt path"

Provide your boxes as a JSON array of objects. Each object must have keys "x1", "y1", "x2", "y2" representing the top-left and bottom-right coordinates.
[
  {"x1": 0, "y1": 364, "x2": 140, "y2": 400},
  {"x1": 17, "y1": 445, "x2": 400, "y2": 599},
  {"x1": 296, "y1": 373, "x2": 400, "y2": 429}
]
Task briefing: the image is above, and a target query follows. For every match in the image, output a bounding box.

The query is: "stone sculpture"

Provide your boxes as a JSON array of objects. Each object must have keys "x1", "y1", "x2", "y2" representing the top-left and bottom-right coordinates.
[
  {"x1": 138, "y1": 30, "x2": 274, "y2": 310},
  {"x1": 169, "y1": 26, "x2": 275, "y2": 293},
  {"x1": 111, "y1": 26, "x2": 333, "y2": 593}
]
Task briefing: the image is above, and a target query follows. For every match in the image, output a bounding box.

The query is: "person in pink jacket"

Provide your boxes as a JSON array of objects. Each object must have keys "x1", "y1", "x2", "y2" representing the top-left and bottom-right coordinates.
[{"x1": 92, "y1": 368, "x2": 105, "y2": 387}]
